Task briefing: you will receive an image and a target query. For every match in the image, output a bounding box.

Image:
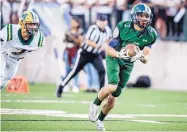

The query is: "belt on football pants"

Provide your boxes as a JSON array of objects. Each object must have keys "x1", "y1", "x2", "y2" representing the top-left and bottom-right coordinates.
[{"x1": 5, "y1": 54, "x2": 24, "y2": 61}]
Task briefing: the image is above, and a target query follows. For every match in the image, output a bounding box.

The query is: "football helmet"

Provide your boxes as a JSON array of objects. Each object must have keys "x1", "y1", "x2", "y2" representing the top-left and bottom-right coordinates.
[
  {"x1": 19, "y1": 10, "x2": 40, "y2": 35},
  {"x1": 131, "y1": 3, "x2": 153, "y2": 29}
]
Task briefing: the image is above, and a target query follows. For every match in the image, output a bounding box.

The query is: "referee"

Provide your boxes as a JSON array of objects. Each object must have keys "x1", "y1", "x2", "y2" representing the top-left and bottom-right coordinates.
[{"x1": 56, "y1": 14, "x2": 112, "y2": 97}]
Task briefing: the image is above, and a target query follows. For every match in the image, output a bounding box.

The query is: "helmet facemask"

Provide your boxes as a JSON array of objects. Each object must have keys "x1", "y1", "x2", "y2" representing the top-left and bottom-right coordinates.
[
  {"x1": 133, "y1": 12, "x2": 152, "y2": 29},
  {"x1": 25, "y1": 22, "x2": 39, "y2": 36}
]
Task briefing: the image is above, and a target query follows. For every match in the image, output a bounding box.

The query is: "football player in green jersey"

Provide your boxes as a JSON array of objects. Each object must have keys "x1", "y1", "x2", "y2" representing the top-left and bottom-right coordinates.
[{"x1": 88, "y1": 3, "x2": 158, "y2": 131}]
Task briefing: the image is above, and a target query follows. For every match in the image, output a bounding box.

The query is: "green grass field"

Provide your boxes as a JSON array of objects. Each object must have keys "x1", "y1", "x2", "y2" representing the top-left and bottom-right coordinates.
[{"x1": 1, "y1": 83, "x2": 187, "y2": 131}]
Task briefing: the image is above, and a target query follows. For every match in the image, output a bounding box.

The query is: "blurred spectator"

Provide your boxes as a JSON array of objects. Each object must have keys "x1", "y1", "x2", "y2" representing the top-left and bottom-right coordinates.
[
  {"x1": 166, "y1": 0, "x2": 181, "y2": 40},
  {"x1": 71, "y1": 0, "x2": 89, "y2": 32},
  {"x1": 10, "y1": 11, "x2": 19, "y2": 24},
  {"x1": 183, "y1": 0, "x2": 187, "y2": 41},
  {"x1": 93, "y1": 0, "x2": 114, "y2": 28},
  {"x1": 58, "y1": 0, "x2": 72, "y2": 29},
  {"x1": 122, "y1": 0, "x2": 139, "y2": 23},
  {"x1": 150, "y1": 0, "x2": 167, "y2": 39},
  {"x1": 115, "y1": 0, "x2": 127, "y2": 25},
  {"x1": 84, "y1": 63, "x2": 99, "y2": 92},
  {"x1": 85, "y1": 0, "x2": 97, "y2": 25},
  {"x1": 62, "y1": 17, "x2": 84, "y2": 93}
]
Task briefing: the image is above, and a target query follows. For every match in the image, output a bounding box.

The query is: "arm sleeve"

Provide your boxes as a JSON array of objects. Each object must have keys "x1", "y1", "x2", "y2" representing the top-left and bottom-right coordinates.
[
  {"x1": 147, "y1": 44, "x2": 153, "y2": 48},
  {"x1": 109, "y1": 38, "x2": 120, "y2": 48}
]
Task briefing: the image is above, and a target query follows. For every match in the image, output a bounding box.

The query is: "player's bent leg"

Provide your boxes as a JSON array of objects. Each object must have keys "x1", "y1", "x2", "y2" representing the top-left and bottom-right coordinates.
[
  {"x1": 0, "y1": 54, "x2": 6, "y2": 89},
  {"x1": 0, "y1": 78, "x2": 11, "y2": 89},
  {"x1": 96, "y1": 94, "x2": 116, "y2": 131},
  {"x1": 98, "y1": 84, "x2": 118, "y2": 101},
  {"x1": 102, "y1": 94, "x2": 116, "y2": 114},
  {"x1": 88, "y1": 84, "x2": 117, "y2": 122},
  {"x1": 89, "y1": 56, "x2": 120, "y2": 125},
  {"x1": 1, "y1": 58, "x2": 20, "y2": 89}
]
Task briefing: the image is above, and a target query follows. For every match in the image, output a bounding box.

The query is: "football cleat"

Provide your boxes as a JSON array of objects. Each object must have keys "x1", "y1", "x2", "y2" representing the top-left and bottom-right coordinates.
[
  {"x1": 96, "y1": 120, "x2": 106, "y2": 131},
  {"x1": 56, "y1": 85, "x2": 64, "y2": 98},
  {"x1": 88, "y1": 103, "x2": 99, "y2": 122}
]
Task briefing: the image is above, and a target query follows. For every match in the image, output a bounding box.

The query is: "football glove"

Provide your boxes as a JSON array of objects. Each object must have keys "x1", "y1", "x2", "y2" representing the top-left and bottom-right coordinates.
[
  {"x1": 130, "y1": 51, "x2": 145, "y2": 62},
  {"x1": 116, "y1": 48, "x2": 131, "y2": 60}
]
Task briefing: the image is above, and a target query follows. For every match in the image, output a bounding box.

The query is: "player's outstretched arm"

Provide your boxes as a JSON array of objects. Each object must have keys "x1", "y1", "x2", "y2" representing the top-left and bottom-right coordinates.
[{"x1": 140, "y1": 46, "x2": 151, "y2": 64}]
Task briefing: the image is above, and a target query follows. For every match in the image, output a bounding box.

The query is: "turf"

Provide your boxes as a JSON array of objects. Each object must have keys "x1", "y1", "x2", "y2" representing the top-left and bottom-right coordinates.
[{"x1": 1, "y1": 83, "x2": 187, "y2": 131}]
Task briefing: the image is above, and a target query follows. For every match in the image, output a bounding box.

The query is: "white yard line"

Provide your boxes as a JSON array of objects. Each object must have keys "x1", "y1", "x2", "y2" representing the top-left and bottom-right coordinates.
[
  {"x1": 0, "y1": 108, "x2": 133, "y2": 119},
  {"x1": 131, "y1": 120, "x2": 165, "y2": 124},
  {"x1": 1, "y1": 108, "x2": 187, "y2": 119},
  {"x1": 126, "y1": 114, "x2": 187, "y2": 117},
  {"x1": 1, "y1": 108, "x2": 67, "y2": 115},
  {"x1": 136, "y1": 104, "x2": 166, "y2": 108},
  {"x1": 0, "y1": 100, "x2": 92, "y2": 104}
]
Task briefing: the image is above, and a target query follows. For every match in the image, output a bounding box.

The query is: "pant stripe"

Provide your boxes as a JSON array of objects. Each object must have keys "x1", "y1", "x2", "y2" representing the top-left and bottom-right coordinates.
[{"x1": 61, "y1": 49, "x2": 82, "y2": 86}]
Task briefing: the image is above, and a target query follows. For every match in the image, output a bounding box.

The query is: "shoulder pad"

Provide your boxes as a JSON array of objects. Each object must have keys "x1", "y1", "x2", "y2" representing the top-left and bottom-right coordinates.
[
  {"x1": 148, "y1": 27, "x2": 158, "y2": 41},
  {"x1": 117, "y1": 21, "x2": 132, "y2": 29}
]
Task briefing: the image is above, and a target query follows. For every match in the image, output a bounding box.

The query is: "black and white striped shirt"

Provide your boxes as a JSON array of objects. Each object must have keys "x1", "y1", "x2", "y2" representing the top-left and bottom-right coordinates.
[{"x1": 81, "y1": 25, "x2": 111, "y2": 54}]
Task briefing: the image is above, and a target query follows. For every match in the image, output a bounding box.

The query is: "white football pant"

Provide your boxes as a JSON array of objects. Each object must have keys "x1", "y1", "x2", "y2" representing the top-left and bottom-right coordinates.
[{"x1": 0, "y1": 54, "x2": 20, "y2": 89}]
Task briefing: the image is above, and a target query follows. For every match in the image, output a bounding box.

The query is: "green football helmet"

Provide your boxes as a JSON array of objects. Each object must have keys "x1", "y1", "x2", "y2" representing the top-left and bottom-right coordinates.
[{"x1": 131, "y1": 3, "x2": 153, "y2": 29}]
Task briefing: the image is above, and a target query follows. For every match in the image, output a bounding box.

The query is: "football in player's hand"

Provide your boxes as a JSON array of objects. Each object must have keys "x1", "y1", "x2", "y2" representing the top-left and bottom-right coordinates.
[{"x1": 125, "y1": 44, "x2": 138, "y2": 57}]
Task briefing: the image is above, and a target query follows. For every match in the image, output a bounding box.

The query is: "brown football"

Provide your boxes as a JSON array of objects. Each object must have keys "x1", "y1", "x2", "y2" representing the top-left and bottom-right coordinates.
[{"x1": 125, "y1": 44, "x2": 137, "y2": 57}]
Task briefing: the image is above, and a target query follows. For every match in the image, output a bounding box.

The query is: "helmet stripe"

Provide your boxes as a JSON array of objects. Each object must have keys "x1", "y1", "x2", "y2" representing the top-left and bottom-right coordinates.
[{"x1": 30, "y1": 11, "x2": 34, "y2": 21}]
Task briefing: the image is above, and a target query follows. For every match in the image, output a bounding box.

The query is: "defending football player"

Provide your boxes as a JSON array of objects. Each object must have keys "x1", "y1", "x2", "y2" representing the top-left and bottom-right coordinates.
[
  {"x1": 88, "y1": 3, "x2": 158, "y2": 131},
  {"x1": 0, "y1": 11, "x2": 45, "y2": 89}
]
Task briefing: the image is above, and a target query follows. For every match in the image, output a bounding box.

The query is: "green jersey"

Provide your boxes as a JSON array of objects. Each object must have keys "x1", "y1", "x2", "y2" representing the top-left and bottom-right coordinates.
[{"x1": 113, "y1": 21, "x2": 158, "y2": 51}]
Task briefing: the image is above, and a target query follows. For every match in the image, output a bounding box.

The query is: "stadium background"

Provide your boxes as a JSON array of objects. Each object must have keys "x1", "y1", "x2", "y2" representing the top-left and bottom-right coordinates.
[{"x1": 1, "y1": 0, "x2": 187, "y2": 90}]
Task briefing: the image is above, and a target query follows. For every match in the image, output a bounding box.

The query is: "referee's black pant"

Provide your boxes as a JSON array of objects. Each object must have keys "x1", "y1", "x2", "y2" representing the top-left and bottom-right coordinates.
[{"x1": 61, "y1": 49, "x2": 106, "y2": 89}]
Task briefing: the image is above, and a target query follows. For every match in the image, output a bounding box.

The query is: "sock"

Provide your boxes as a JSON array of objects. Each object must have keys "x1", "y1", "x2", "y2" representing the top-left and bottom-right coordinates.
[
  {"x1": 98, "y1": 111, "x2": 106, "y2": 121},
  {"x1": 93, "y1": 96, "x2": 102, "y2": 106}
]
